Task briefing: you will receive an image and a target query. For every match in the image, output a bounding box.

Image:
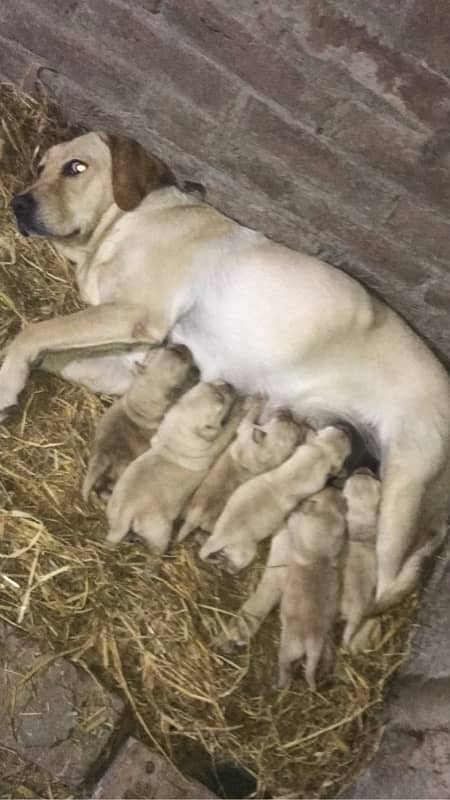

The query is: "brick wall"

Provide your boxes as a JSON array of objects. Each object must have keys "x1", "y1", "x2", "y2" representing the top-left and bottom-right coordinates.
[{"x1": 1, "y1": 0, "x2": 450, "y2": 361}]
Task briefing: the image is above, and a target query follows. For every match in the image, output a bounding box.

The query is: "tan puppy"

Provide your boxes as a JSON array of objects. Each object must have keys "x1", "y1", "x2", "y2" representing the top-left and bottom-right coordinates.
[
  {"x1": 200, "y1": 426, "x2": 351, "y2": 571},
  {"x1": 278, "y1": 488, "x2": 347, "y2": 690},
  {"x1": 340, "y1": 469, "x2": 381, "y2": 651},
  {"x1": 178, "y1": 402, "x2": 301, "y2": 541},
  {"x1": 106, "y1": 382, "x2": 240, "y2": 554},
  {"x1": 222, "y1": 526, "x2": 291, "y2": 650},
  {"x1": 82, "y1": 343, "x2": 196, "y2": 500}
]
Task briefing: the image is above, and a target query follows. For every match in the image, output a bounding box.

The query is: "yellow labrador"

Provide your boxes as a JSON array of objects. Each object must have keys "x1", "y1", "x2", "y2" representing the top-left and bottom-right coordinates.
[
  {"x1": 82, "y1": 343, "x2": 196, "y2": 500},
  {"x1": 200, "y1": 426, "x2": 351, "y2": 571},
  {"x1": 4, "y1": 132, "x2": 450, "y2": 603},
  {"x1": 278, "y1": 487, "x2": 347, "y2": 690},
  {"x1": 106, "y1": 381, "x2": 240, "y2": 554},
  {"x1": 178, "y1": 401, "x2": 301, "y2": 541}
]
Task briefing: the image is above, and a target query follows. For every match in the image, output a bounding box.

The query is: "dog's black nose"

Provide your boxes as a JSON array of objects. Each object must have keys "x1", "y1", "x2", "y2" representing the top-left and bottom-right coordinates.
[{"x1": 10, "y1": 192, "x2": 36, "y2": 219}]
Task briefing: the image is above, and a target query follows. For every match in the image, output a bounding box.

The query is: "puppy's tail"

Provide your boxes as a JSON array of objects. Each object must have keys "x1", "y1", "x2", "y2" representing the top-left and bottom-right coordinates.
[
  {"x1": 82, "y1": 454, "x2": 109, "y2": 501},
  {"x1": 369, "y1": 528, "x2": 447, "y2": 616}
]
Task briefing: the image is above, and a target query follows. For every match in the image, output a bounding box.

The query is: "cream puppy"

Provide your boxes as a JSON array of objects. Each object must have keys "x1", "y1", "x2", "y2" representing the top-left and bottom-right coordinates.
[
  {"x1": 222, "y1": 525, "x2": 291, "y2": 650},
  {"x1": 106, "y1": 381, "x2": 239, "y2": 553},
  {"x1": 200, "y1": 426, "x2": 351, "y2": 571},
  {"x1": 82, "y1": 344, "x2": 196, "y2": 499},
  {"x1": 340, "y1": 469, "x2": 381, "y2": 651},
  {"x1": 178, "y1": 402, "x2": 302, "y2": 541},
  {"x1": 278, "y1": 487, "x2": 347, "y2": 690}
]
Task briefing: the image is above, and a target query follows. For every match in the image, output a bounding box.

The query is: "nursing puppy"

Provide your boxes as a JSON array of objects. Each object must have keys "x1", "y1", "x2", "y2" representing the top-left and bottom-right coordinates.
[
  {"x1": 340, "y1": 469, "x2": 381, "y2": 651},
  {"x1": 222, "y1": 526, "x2": 291, "y2": 650},
  {"x1": 278, "y1": 488, "x2": 347, "y2": 690},
  {"x1": 200, "y1": 426, "x2": 351, "y2": 571},
  {"x1": 106, "y1": 381, "x2": 239, "y2": 553},
  {"x1": 82, "y1": 343, "x2": 196, "y2": 500},
  {"x1": 178, "y1": 402, "x2": 301, "y2": 541}
]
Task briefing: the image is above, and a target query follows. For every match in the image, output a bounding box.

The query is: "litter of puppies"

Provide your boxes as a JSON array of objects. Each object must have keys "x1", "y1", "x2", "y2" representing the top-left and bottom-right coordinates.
[
  {"x1": 83, "y1": 342, "x2": 390, "y2": 689},
  {"x1": 0, "y1": 84, "x2": 419, "y2": 799}
]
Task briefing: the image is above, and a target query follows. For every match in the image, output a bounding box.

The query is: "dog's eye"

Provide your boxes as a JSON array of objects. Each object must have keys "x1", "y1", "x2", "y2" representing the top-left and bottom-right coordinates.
[{"x1": 62, "y1": 159, "x2": 88, "y2": 177}]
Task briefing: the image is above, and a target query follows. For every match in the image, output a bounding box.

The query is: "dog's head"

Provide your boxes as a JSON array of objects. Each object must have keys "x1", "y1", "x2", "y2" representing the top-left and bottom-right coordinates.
[{"x1": 10, "y1": 132, "x2": 175, "y2": 240}]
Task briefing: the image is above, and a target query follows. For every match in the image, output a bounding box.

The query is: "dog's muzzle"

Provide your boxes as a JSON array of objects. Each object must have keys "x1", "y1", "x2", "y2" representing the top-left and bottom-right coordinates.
[{"x1": 10, "y1": 192, "x2": 43, "y2": 236}]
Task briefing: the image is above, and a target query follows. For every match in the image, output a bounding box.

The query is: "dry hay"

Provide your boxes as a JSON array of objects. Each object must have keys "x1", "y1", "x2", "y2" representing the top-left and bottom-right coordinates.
[{"x1": 0, "y1": 82, "x2": 417, "y2": 799}]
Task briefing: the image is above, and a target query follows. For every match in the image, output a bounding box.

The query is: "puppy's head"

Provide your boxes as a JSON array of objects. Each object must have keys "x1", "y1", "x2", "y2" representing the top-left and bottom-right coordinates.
[
  {"x1": 10, "y1": 132, "x2": 175, "y2": 240},
  {"x1": 289, "y1": 487, "x2": 347, "y2": 562},
  {"x1": 176, "y1": 381, "x2": 236, "y2": 442},
  {"x1": 314, "y1": 426, "x2": 352, "y2": 475},
  {"x1": 143, "y1": 344, "x2": 196, "y2": 402},
  {"x1": 237, "y1": 408, "x2": 302, "y2": 472},
  {"x1": 343, "y1": 469, "x2": 381, "y2": 532}
]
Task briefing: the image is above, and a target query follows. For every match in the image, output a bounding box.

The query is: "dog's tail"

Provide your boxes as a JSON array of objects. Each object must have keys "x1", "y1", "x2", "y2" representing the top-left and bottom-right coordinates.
[
  {"x1": 82, "y1": 454, "x2": 109, "y2": 501},
  {"x1": 368, "y1": 528, "x2": 447, "y2": 616}
]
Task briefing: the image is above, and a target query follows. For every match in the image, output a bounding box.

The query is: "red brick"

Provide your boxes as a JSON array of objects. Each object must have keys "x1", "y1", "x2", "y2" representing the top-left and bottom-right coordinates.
[
  {"x1": 93, "y1": 737, "x2": 216, "y2": 799},
  {"x1": 322, "y1": 101, "x2": 450, "y2": 214},
  {"x1": 385, "y1": 197, "x2": 450, "y2": 265},
  {"x1": 43, "y1": 68, "x2": 216, "y2": 169},
  {"x1": 294, "y1": 0, "x2": 450, "y2": 128},
  {"x1": 0, "y1": 2, "x2": 145, "y2": 109},
  {"x1": 239, "y1": 96, "x2": 395, "y2": 219},
  {"x1": 0, "y1": 37, "x2": 43, "y2": 87},
  {"x1": 69, "y1": 0, "x2": 238, "y2": 120},
  {"x1": 0, "y1": 621, "x2": 124, "y2": 788},
  {"x1": 402, "y1": 0, "x2": 450, "y2": 80},
  {"x1": 162, "y1": 0, "x2": 310, "y2": 120}
]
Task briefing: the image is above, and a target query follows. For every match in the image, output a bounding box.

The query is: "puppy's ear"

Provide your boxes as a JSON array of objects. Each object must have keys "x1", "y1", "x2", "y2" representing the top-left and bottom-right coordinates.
[
  {"x1": 166, "y1": 385, "x2": 185, "y2": 403},
  {"x1": 104, "y1": 134, "x2": 176, "y2": 211}
]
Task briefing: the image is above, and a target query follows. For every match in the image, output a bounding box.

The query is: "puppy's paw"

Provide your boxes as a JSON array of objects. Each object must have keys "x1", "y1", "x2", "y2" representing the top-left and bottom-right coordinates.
[
  {"x1": 222, "y1": 616, "x2": 253, "y2": 650},
  {"x1": 83, "y1": 454, "x2": 128, "y2": 501}
]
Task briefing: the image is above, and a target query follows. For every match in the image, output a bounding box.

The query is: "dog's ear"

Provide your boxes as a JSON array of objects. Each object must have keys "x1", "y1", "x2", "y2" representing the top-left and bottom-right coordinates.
[{"x1": 104, "y1": 134, "x2": 176, "y2": 211}]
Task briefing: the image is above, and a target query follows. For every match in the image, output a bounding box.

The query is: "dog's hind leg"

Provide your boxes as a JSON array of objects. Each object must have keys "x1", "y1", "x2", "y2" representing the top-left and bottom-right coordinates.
[{"x1": 375, "y1": 435, "x2": 450, "y2": 603}]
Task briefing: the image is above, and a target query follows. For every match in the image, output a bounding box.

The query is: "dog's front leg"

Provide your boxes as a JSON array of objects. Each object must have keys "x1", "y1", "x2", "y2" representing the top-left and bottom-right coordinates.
[{"x1": 0, "y1": 303, "x2": 166, "y2": 421}]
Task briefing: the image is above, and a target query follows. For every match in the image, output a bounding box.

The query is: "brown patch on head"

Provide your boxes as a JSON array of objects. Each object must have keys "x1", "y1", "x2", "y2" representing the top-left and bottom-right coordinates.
[{"x1": 105, "y1": 134, "x2": 176, "y2": 211}]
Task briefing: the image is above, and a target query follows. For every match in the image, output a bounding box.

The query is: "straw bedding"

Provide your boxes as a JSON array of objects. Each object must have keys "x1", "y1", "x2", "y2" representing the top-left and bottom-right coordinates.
[{"x1": 0, "y1": 82, "x2": 417, "y2": 799}]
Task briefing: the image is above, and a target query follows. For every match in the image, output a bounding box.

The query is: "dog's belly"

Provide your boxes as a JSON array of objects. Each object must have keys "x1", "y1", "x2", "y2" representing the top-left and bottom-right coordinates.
[
  {"x1": 171, "y1": 244, "x2": 450, "y2": 447},
  {"x1": 172, "y1": 311, "x2": 376, "y2": 430}
]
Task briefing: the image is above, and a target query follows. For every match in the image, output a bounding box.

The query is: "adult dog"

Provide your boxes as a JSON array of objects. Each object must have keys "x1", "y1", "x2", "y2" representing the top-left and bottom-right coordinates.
[{"x1": 3, "y1": 132, "x2": 450, "y2": 604}]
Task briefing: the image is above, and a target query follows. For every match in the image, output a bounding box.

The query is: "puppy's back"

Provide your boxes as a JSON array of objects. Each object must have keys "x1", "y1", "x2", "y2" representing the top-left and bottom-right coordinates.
[{"x1": 282, "y1": 559, "x2": 340, "y2": 635}]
